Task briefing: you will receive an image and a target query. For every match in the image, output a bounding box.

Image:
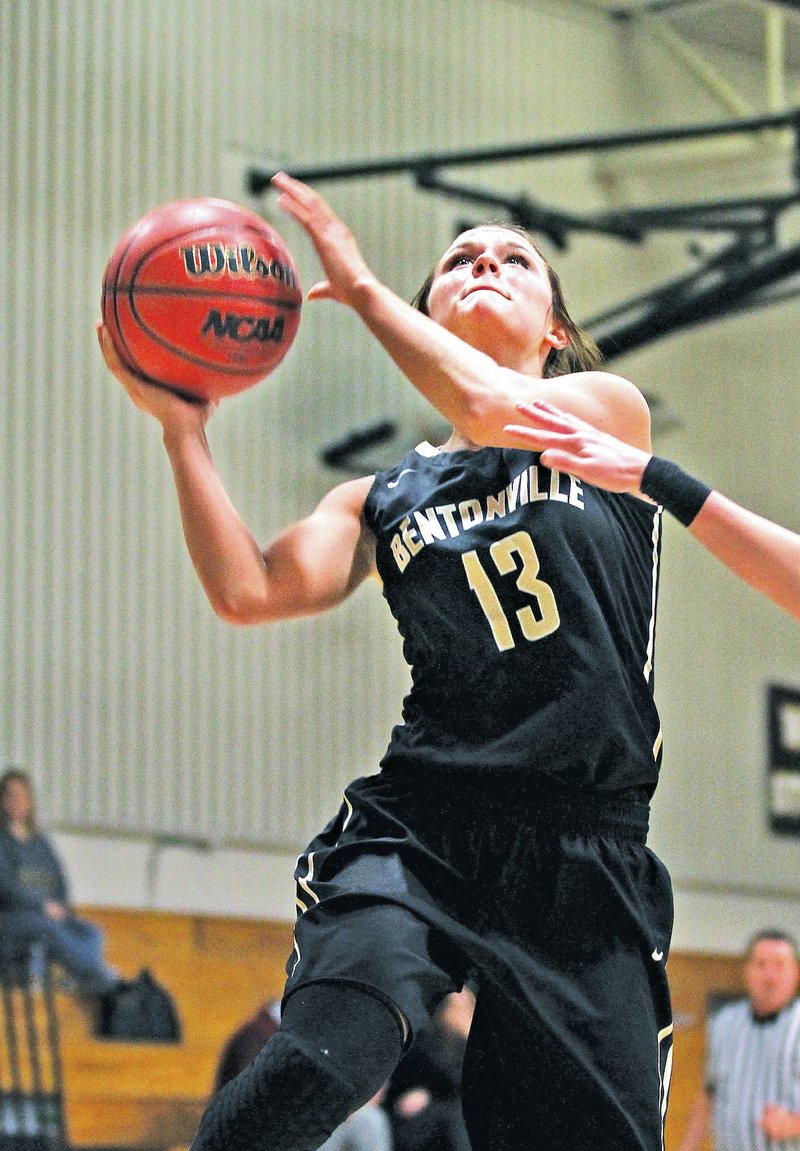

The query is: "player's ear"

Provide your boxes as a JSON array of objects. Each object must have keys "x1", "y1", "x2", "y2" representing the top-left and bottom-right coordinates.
[{"x1": 544, "y1": 322, "x2": 569, "y2": 350}]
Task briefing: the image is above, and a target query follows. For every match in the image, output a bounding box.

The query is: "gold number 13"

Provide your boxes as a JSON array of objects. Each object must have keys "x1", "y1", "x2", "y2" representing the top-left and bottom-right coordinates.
[{"x1": 462, "y1": 530, "x2": 560, "y2": 652}]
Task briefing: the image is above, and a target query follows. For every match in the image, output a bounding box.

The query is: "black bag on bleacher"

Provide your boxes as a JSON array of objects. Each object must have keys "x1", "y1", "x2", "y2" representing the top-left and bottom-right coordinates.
[{"x1": 97, "y1": 968, "x2": 181, "y2": 1043}]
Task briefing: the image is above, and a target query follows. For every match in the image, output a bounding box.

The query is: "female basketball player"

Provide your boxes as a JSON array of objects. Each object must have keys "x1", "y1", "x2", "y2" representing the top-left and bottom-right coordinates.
[
  {"x1": 98, "y1": 172, "x2": 675, "y2": 1151},
  {"x1": 503, "y1": 399, "x2": 800, "y2": 620}
]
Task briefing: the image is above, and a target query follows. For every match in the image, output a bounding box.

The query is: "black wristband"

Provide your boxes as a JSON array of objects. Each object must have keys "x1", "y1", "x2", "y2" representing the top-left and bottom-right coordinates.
[{"x1": 640, "y1": 456, "x2": 712, "y2": 527}]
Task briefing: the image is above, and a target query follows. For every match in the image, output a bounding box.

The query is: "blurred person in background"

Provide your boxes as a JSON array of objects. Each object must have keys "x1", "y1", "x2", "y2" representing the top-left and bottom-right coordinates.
[
  {"x1": 383, "y1": 986, "x2": 474, "y2": 1151},
  {"x1": 678, "y1": 931, "x2": 800, "y2": 1151},
  {"x1": 0, "y1": 767, "x2": 118, "y2": 994}
]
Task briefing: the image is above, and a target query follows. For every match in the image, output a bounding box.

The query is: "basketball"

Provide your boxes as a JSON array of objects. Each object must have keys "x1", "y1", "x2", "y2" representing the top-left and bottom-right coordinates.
[{"x1": 101, "y1": 198, "x2": 302, "y2": 402}]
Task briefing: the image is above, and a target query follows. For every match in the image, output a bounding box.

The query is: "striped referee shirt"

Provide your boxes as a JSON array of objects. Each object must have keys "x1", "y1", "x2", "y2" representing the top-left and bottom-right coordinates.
[{"x1": 706, "y1": 998, "x2": 800, "y2": 1151}]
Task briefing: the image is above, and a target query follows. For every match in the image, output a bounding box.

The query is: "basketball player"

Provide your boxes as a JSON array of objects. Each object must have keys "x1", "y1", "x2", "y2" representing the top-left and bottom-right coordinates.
[
  {"x1": 98, "y1": 171, "x2": 676, "y2": 1151},
  {"x1": 503, "y1": 399, "x2": 800, "y2": 619}
]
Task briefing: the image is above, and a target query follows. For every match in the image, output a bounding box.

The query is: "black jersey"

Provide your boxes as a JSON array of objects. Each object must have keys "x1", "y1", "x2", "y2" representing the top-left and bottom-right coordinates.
[{"x1": 363, "y1": 443, "x2": 663, "y2": 795}]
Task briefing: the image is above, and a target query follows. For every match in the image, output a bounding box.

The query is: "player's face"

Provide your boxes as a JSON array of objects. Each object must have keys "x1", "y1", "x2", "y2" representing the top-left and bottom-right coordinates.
[
  {"x1": 426, "y1": 227, "x2": 564, "y2": 369},
  {"x1": 745, "y1": 938, "x2": 800, "y2": 1017}
]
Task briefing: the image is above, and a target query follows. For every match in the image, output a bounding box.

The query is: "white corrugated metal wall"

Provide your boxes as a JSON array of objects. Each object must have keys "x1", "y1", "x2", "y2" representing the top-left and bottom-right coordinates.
[
  {"x1": 5, "y1": 0, "x2": 800, "y2": 892},
  {"x1": 2, "y1": 0, "x2": 614, "y2": 848}
]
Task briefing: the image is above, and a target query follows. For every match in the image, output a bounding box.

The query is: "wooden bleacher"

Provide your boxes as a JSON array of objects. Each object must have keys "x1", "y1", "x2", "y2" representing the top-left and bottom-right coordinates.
[
  {"x1": 60, "y1": 907, "x2": 745, "y2": 1150},
  {"x1": 666, "y1": 950, "x2": 745, "y2": 1151},
  {"x1": 62, "y1": 907, "x2": 294, "y2": 1149}
]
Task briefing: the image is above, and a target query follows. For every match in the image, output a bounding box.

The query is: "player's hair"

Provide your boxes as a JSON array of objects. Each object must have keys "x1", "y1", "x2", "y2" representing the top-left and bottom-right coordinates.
[{"x1": 411, "y1": 223, "x2": 602, "y2": 377}]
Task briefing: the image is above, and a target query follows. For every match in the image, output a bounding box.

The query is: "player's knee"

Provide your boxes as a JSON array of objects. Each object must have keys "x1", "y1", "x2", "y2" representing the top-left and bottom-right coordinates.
[
  {"x1": 279, "y1": 980, "x2": 406, "y2": 1103},
  {"x1": 191, "y1": 983, "x2": 407, "y2": 1151},
  {"x1": 193, "y1": 1026, "x2": 375, "y2": 1151}
]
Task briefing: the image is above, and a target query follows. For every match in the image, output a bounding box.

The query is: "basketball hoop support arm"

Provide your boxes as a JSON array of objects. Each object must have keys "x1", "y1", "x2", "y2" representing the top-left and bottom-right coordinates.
[{"x1": 244, "y1": 109, "x2": 800, "y2": 471}]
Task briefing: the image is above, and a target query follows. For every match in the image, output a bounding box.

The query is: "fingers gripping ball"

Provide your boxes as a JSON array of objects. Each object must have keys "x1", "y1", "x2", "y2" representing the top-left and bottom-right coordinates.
[{"x1": 102, "y1": 198, "x2": 302, "y2": 402}]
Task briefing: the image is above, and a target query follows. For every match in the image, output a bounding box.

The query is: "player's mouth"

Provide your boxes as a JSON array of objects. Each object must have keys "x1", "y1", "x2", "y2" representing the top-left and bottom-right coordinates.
[{"x1": 462, "y1": 285, "x2": 510, "y2": 300}]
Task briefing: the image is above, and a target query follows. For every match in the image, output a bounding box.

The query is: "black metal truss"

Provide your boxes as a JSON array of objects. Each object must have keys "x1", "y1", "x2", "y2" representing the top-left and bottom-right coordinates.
[
  {"x1": 607, "y1": 0, "x2": 800, "y2": 16},
  {"x1": 246, "y1": 109, "x2": 800, "y2": 469}
]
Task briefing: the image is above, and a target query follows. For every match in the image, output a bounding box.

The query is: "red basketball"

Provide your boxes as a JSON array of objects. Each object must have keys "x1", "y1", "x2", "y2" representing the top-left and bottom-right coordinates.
[{"x1": 101, "y1": 198, "x2": 302, "y2": 402}]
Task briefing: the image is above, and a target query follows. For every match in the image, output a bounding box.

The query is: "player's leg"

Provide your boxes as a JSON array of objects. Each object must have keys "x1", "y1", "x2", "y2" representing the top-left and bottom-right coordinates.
[
  {"x1": 199, "y1": 770, "x2": 469, "y2": 1151},
  {"x1": 460, "y1": 830, "x2": 674, "y2": 1151},
  {"x1": 192, "y1": 871, "x2": 461, "y2": 1151},
  {"x1": 191, "y1": 981, "x2": 406, "y2": 1151},
  {"x1": 462, "y1": 980, "x2": 670, "y2": 1151}
]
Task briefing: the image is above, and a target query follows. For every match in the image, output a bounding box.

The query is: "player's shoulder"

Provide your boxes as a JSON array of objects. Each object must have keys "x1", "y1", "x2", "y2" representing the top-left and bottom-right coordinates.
[
  {"x1": 573, "y1": 369, "x2": 649, "y2": 411},
  {"x1": 366, "y1": 443, "x2": 443, "y2": 501},
  {"x1": 320, "y1": 474, "x2": 375, "y2": 512},
  {"x1": 578, "y1": 369, "x2": 652, "y2": 450}
]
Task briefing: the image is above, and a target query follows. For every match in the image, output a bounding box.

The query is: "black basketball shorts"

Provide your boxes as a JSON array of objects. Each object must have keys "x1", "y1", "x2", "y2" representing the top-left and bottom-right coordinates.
[{"x1": 284, "y1": 768, "x2": 674, "y2": 1151}]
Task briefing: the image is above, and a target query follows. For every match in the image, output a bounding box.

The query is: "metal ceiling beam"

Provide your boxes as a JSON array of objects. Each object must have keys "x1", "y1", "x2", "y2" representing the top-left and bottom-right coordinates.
[
  {"x1": 602, "y1": 0, "x2": 800, "y2": 13},
  {"x1": 589, "y1": 237, "x2": 800, "y2": 358},
  {"x1": 249, "y1": 110, "x2": 800, "y2": 470},
  {"x1": 579, "y1": 0, "x2": 800, "y2": 106},
  {"x1": 610, "y1": 1, "x2": 727, "y2": 14},
  {"x1": 246, "y1": 109, "x2": 800, "y2": 193}
]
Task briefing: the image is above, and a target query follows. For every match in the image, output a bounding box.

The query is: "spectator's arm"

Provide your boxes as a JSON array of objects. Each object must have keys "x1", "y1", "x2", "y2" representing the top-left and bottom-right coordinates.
[{"x1": 41, "y1": 836, "x2": 71, "y2": 906}]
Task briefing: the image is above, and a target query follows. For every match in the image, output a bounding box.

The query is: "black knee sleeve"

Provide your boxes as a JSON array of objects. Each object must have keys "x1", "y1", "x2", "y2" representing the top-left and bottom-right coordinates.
[
  {"x1": 192, "y1": 983, "x2": 404, "y2": 1151},
  {"x1": 280, "y1": 981, "x2": 406, "y2": 1097}
]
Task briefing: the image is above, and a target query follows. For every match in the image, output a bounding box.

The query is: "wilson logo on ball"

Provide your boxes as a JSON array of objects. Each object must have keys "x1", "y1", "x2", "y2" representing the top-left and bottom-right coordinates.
[
  {"x1": 180, "y1": 243, "x2": 299, "y2": 289},
  {"x1": 102, "y1": 197, "x2": 302, "y2": 403}
]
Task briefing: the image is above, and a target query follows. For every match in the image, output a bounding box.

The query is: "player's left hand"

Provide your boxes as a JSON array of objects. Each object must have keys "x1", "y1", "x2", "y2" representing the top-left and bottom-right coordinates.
[
  {"x1": 272, "y1": 172, "x2": 375, "y2": 307},
  {"x1": 504, "y1": 399, "x2": 651, "y2": 495}
]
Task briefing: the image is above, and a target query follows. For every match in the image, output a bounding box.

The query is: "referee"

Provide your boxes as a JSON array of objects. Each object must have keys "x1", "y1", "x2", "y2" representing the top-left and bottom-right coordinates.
[{"x1": 679, "y1": 931, "x2": 800, "y2": 1151}]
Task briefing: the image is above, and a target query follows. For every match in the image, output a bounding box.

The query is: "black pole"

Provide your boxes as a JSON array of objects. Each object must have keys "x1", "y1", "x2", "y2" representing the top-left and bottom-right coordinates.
[
  {"x1": 247, "y1": 109, "x2": 800, "y2": 194},
  {"x1": 592, "y1": 240, "x2": 800, "y2": 358},
  {"x1": 611, "y1": 0, "x2": 728, "y2": 16}
]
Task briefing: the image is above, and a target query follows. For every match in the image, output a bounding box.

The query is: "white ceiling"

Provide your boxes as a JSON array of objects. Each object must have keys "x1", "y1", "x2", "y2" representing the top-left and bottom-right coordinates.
[{"x1": 573, "y1": 0, "x2": 800, "y2": 70}]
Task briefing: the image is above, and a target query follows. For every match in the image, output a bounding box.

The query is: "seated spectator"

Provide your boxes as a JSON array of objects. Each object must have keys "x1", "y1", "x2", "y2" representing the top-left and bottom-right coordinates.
[
  {"x1": 213, "y1": 999, "x2": 282, "y2": 1093},
  {"x1": 0, "y1": 767, "x2": 118, "y2": 994}
]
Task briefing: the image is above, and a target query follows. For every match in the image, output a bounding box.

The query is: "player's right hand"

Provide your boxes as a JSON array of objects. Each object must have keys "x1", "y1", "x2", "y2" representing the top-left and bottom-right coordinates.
[
  {"x1": 271, "y1": 171, "x2": 376, "y2": 308},
  {"x1": 96, "y1": 322, "x2": 216, "y2": 428}
]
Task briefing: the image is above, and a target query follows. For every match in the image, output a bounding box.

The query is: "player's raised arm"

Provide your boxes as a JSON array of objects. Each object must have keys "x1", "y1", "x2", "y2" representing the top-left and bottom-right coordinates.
[
  {"x1": 687, "y1": 493, "x2": 800, "y2": 621},
  {"x1": 97, "y1": 323, "x2": 375, "y2": 624},
  {"x1": 271, "y1": 172, "x2": 651, "y2": 455}
]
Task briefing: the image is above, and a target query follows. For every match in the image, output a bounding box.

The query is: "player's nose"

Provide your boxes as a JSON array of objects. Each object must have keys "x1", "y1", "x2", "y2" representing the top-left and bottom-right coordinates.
[{"x1": 472, "y1": 251, "x2": 500, "y2": 276}]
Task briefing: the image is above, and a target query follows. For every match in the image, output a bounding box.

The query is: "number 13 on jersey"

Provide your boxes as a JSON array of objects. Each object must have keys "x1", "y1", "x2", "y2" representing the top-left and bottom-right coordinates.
[{"x1": 462, "y1": 530, "x2": 560, "y2": 652}]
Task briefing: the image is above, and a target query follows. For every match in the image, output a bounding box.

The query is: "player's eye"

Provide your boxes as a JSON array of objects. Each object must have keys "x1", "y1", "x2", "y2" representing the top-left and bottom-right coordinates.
[
  {"x1": 445, "y1": 252, "x2": 473, "y2": 269},
  {"x1": 505, "y1": 253, "x2": 531, "y2": 267}
]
